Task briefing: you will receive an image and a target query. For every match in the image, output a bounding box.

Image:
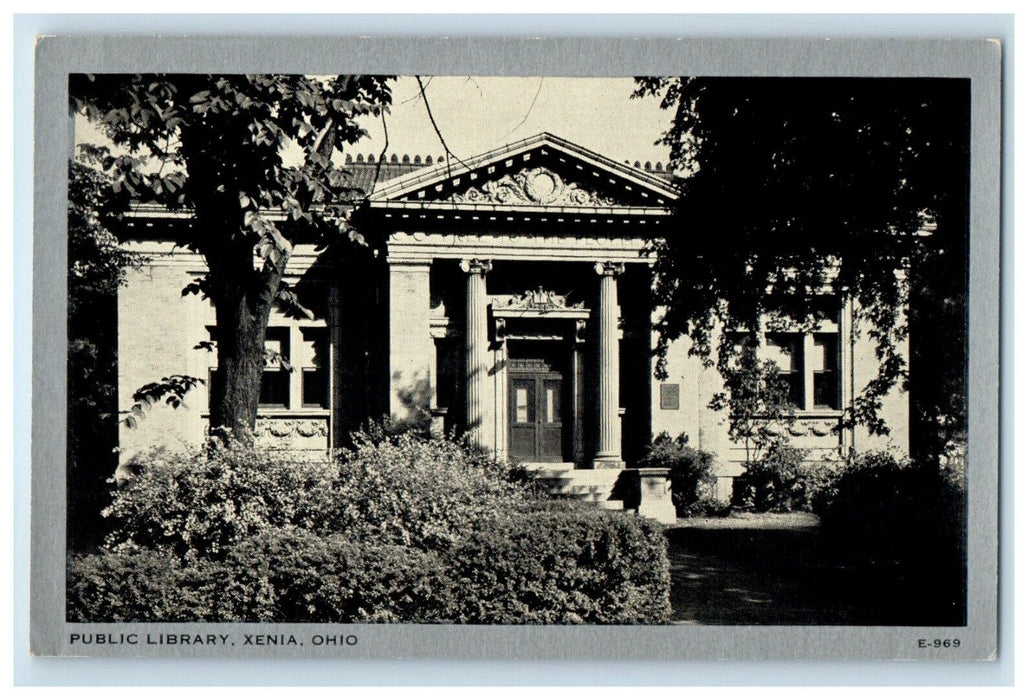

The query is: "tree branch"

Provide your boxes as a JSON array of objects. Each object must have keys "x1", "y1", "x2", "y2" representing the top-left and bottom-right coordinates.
[{"x1": 416, "y1": 75, "x2": 475, "y2": 195}]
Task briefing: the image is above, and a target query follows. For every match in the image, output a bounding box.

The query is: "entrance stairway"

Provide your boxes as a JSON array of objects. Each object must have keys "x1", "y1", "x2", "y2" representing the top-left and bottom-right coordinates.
[{"x1": 522, "y1": 463, "x2": 633, "y2": 512}]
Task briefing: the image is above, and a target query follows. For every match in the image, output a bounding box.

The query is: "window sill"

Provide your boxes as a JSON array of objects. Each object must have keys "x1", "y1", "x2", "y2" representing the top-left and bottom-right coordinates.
[
  {"x1": 793, "y1": 410, "x2": 843, "y2": 419},
  {"x1": 203, "y1": 409, "x2": 331, "y2": 419}
]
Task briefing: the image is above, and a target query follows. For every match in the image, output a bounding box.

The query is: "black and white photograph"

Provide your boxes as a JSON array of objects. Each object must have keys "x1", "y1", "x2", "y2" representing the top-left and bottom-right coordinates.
[{"x1": 28, "y1": 35, "x2": 1003, "y2": 662}]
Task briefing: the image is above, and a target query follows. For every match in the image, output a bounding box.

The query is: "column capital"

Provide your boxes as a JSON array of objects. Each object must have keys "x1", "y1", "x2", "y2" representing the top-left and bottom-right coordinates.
[
  {"x1": 594, "y1": 261, "x2": 626, "y2": 277},
  {"x1": 460, "y1": 258, "x2": 493, "y2": 275}
]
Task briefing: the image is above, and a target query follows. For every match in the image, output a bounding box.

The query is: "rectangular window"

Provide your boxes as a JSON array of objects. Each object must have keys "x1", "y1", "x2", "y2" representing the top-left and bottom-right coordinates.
[
  {"x1": 205, "y1": 321, "x2": 332, "y2": 420},
  {"x1": 259, "y1": 328, "x2": 291, "y2": 408},
  {"x1": 811, "y1": 333, "x2": 840, "y2": 410},
  {"x1": 207, "y1": 368, "x2": 223, "y2": 415},
  {"x1": 724, "y1": 300, "x2": 845, "y2": 416},
  {"x1": 747, "y1": 326, "x2": 841, "y2": 413},
  {"x1": 205, "y1": 338, "x2": 291, "y2": 411},
  {"x1": 765, "y1": 332, "x2": 805, "y2": 409},
  {"x1": 300, "y1": 327, "x2": 329, "y2": 409},
  {"x1": 516, "y1": 387, "x2": 530, "y2": 423}
]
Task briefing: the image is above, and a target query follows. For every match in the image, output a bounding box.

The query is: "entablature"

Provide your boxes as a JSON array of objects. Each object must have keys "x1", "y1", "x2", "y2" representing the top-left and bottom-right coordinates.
[{"x1": 385, "y1": 231, "x2": 656, "y2": 265}]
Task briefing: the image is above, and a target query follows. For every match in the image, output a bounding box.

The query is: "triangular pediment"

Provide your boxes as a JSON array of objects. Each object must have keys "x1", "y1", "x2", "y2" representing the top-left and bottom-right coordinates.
[{"x1": 369, "y1": 132, "x2": 677, "y2": 210}]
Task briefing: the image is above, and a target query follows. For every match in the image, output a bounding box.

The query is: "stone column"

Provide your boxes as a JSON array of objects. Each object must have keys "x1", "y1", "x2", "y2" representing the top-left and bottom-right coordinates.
[
  {"x1": 460, "y1": 259, "x2": 492, "y2": 451},
  {"x1": 594, "y1": 261, "x2": 624, "y2": 468}
]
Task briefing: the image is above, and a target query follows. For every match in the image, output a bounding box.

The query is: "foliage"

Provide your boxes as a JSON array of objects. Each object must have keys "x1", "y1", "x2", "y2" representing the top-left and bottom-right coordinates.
[
  {"x1": 121, "y1": 374, "x2": 207, "y2": 428},
  {"x1": 214, "y1": 528, "x2": 453, "y2": 622},
  {"x1": 67, "y1": 548, "x2": 226, "y2": 622},
  {"x1": 638, "y1": 432, "x2": 716, "y2": 517},
  {"x1": 68, "y1": 159, "x2": 143, "y2": 318},
  {"x1": 70, "y1": 74, "x2": 395, "y2": 438},
  {"x1": 70, "y1": 432, "x2": 671, "y2": 623},
  {"x1": 68, "y1": 528, "x2": 453, "y2": 623},
  {"x1": 734, "y1": 444, "x2": 835, "y2": 513},
  {"x1": 101, "y1": 440, "x2": 341, "y2": 560},
  {"x1": 332, "y1": 429, "x2": 531, "y2": 551},
  {"x1": 448, "y1": 502, "x2": 672, "y2": 624},
  {"x1": 633, "y1": 77, "x2": 969, "y2": 457},
  {"x1": 67, "y1": 159, "x2": 146, "y2": 550},
  {"x1": 707, "y1": 348, "x2": 798, "y2": 467},
  {"x1": 813, "y1": 450, "x2": 965, "y2": 563},
  {"x1": 684, "y1": 497, "x2": 731, "y2": 518}
]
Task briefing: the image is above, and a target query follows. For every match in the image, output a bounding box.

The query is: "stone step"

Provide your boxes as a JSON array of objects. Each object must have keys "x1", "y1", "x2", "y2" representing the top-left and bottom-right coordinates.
[
  {"x1": 528, "y1": 470, "x2": 625, "y2": 485},
  {"x1": 525, "y1": 465, "x2": 637, "y2": 515},
  {"x1": 534, "y1": 480, "x2": 612, "y2": 497},
  {"x1": 533, "y1": 481, "x2": 620, "y2": 495}
]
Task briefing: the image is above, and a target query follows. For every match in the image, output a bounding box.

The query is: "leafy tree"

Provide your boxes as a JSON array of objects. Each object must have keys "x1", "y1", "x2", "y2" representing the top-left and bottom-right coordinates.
[
  {"x1": 634, "y1": 77, "x2": 969, "y2": 467},
  {"x1": 707, "y1": 344, "x2": 798, "y2": 468},
  {"x1": 67, "y1": 157, "x2": 144, "y2": 548},
  {"x1": 70, "y1": 74, "x2": 395, "y2": 440}
]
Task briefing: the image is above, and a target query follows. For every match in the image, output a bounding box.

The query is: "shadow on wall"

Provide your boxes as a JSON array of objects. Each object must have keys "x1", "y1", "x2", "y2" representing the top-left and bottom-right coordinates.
[{"x1": 392, "y1": 370, "x2": 432, "y2": 432}]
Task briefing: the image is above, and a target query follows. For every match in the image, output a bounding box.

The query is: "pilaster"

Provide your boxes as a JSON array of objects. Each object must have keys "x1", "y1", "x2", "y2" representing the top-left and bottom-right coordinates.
[{"x1": 387, "y1": 258, "x2": 433, "y2": 426}]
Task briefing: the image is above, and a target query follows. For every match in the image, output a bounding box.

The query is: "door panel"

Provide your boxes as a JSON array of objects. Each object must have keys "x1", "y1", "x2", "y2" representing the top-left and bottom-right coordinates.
[
  {"x1": 509, "y1": 378, "x2": 537, "y2": 460},
  {"x1": 539, "y1": 378, "x2": 564, "y2": 460}
]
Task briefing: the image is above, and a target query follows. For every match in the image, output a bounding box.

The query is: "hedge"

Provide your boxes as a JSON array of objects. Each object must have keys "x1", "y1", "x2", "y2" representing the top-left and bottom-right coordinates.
[
  {"x1": 68, "y1": 548, "x2": 226, "y2": 622},
  {"x1": 100, "y1": 443, "x2": 342, "y2": 560},
  {"x1": 69, "y1": 433, "x2": 673, "y2": 624},
  {"x1": 448, "y1": 503, "x2": 672, "y2": 624},
  {"x1": 813, "y1": 451, "x2": 965, "y2": 562}
]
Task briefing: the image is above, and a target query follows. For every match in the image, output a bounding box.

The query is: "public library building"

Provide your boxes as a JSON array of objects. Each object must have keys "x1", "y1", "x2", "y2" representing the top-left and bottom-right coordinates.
[{"x1": 116, "y1": 133, "x2": 909, "y2": 516}]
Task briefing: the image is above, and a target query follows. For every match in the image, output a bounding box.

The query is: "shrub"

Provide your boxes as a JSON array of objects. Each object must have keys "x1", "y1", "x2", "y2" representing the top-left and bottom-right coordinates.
[
  {"x1": 69, "y1": 528, "x2": 454, "y2": 623},
  {"x1": 735, "y1": 443, "x2": 836, "y2": 512},
  {"x1": 447, "y1": 502, "x2": 671, "y2": 624},
  {"x1": 333, "y1": 430, "x2": 530, "y2": 551},
  {"x1": 684, "y1": 497, "x2": 731, "y2": 518},
  {"x1": 102, "y1": 433, "x2": 529, "y2": 559},
  {"x1": 813, "y1": 451, "x2": 965, "y2": 563},
  {"x1": 68, "y1": 548, "x2": 226, "y2": 622},
  {"x1": 638, "y1": 433, "x2": 716, "y2": 517},
  {"x1": 101, "y1": 440, "x2": 341, "y2": 560},
  {"x1": 216, "y1": 528, "x2": 453, "y2": 622}
]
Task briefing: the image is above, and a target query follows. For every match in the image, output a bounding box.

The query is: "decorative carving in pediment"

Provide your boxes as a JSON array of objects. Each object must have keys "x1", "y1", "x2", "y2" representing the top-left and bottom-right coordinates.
[
  {"x1": 451, "y1": 166, "x2": 618, "y2": 207},
  {"x1": 493, "y1": 287, "x2": 585, "y2": 312}
]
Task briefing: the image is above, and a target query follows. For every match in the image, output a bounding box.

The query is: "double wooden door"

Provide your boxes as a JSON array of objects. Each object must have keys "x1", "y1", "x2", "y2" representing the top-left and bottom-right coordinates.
[{"x1": 509, "y1": 371, "x2": 565, "y2": 462}]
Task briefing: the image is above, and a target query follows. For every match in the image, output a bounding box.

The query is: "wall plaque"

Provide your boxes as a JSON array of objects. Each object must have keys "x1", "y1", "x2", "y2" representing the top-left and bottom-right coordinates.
[{"x1": 660, "y1": 383, "x2": 680, "y2": 410}]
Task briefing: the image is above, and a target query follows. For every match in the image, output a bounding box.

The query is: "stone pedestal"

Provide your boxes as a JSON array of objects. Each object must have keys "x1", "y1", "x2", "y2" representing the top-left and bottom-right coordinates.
[
  {"x1": 593, "y1": 261, "x2": 624, "y2": 468},
  {"x1": 461, "y1": 259, "x2": 492, "y2": 451},
  {"x1": 637, "y1": 467, "x2": 677, "y2": 524}
]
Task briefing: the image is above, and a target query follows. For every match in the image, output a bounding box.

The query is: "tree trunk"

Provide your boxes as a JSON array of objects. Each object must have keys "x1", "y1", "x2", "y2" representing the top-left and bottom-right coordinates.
[{"x1": 209, "y1": 284, "x2": 276, "y2": 443}]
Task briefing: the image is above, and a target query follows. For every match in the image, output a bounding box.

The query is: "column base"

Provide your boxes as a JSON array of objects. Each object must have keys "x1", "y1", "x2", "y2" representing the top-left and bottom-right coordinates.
[{"x1": 592, "y1": 457, "x2": 625, "y2": 470}]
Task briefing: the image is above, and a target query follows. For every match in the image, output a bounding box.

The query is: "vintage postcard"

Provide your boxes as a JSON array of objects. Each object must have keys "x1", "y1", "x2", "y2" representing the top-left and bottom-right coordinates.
[{"x1": 30, "y1": 36, "x2": 1002, "y2": 660}]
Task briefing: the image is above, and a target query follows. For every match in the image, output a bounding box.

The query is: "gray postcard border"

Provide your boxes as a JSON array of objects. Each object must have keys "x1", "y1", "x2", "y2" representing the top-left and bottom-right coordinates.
[{"x1": 28, "y1": 33, "x2": 1003, "y2": 666}]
